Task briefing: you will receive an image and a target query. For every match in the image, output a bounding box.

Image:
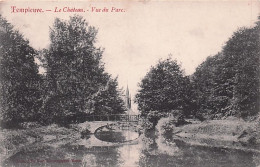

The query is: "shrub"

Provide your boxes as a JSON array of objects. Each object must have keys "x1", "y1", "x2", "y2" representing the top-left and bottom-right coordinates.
[
  {"x1": 156, "y1": 117, "x2": 175, "y2": 136},
  {"x1": 147, "y1": 111, "x2": 167, "y2": 128},
  {"x1": 138, "y1": 117, "x2": 153, "y2": 131}
]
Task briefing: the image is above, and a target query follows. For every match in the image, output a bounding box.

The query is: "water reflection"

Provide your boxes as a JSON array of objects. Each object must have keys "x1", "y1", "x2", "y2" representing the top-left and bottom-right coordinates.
[
  {"x1": 94, "y1": 124, "x2": 139, "y2": 143},
  {"x1": 139, "y1": 131, "x2": 260, "y2": 167},
  {"x1": 3, "y1": 128, "x2": 260, "y2": 167},
  {"x1": 118, "y1": 144, "x2": 141, "y2": 167}
]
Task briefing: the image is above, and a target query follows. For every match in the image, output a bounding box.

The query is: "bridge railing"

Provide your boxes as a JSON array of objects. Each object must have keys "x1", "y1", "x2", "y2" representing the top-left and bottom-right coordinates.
[{"x1": 85, "y1": 114, "x2": 140, "y2": 122}]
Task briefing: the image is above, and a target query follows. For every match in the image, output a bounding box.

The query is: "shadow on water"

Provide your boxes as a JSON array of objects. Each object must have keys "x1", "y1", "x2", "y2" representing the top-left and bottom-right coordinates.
[
  {"x1": 3, "y1": 125, "x2": 260, "y2": 167},
  {"x1": 139, "y1": 130, "x2": 260, "y2": 167},
  {"x1": 94, "y1": 123, "x2": 140, "y2": 143}
]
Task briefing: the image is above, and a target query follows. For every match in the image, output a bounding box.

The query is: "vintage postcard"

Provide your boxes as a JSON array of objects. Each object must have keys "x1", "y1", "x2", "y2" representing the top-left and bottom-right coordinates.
[{"x1": 0, "y1": 0, "x2": 259, "y2": 167}]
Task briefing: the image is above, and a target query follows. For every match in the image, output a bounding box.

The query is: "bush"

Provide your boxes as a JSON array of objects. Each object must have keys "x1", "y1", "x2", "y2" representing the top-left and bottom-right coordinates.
[
  {"x1": 138, "y1": 117, "x2": 154, "y2": 132},
  {"x1": 156, "y1": 117, "x2": 175, "y2": 136},
  {"x1": 80, "y1": 129, "x2": 91, "y2": 139},
  {"x1": 147, "y1": 111, "x2": 167, "y2": 128}
]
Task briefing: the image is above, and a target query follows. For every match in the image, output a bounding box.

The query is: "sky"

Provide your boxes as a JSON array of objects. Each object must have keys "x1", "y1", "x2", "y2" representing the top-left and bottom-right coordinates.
[{"x1": 0, "y1": 1, "x2": 259, "y2": 111}]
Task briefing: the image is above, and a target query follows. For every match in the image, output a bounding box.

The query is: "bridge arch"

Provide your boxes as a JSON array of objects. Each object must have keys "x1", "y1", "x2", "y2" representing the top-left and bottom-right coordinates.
[{"x1": 85, "y1": 114, "x2": 140, "y2": 122}]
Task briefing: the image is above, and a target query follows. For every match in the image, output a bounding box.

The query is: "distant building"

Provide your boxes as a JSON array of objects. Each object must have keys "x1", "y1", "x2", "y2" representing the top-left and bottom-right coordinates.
[
  {"x1": 124, "y1": 85, "x2": 139, "y2": 115},
  {"x1": 125, "y1": 85, "x2": 138, "y2": 115}
]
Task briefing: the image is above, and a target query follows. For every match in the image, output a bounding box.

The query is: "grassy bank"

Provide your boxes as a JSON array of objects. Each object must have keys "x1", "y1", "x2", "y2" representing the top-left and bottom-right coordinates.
[
  {"x1": 157, "y1": 117, "x2": 260, "y2": 153},
  {"x1": 0, "y1": 124, "x2": 82, "y2": 162},
  {"x1": 0, "y1": 121, "x2": 135, "y2": 163}
]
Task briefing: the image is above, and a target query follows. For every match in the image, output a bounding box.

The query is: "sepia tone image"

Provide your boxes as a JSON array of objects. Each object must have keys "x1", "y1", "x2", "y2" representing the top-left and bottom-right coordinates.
[{"x1": 0, "y1": 0, "x2": 259, "y2": 166}]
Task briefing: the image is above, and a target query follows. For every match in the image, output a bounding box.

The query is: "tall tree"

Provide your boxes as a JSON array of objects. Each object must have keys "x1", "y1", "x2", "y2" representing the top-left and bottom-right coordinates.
[
  {"x1": 192, "y1": 18, "x2": 260, "y2": 119},
  {"x1": 41, "y1": 16, "x2": 125, "y2": 124},
  {"x1": 135, "y1": 58, "x2": 191, "y2": 116},
  {"x1": 0, "y1": 15, "x2": 42, "y2": 127},
  {"x1": 192, "y1": 53, "x2": 228, "y2": 118},
  {"x1": 221, "y1": 20, "x2": 260, "y2": 118}
]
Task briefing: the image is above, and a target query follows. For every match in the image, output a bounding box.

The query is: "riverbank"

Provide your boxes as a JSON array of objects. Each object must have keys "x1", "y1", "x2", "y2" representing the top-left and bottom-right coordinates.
[
  {"x1": 1, "y1": 119, "x2": 260, "y2": 167},
  {"x1": 0, "y1": 121, "x2": 139, "y2": 164},
  {"x1": 157, "y1": 117, "x2": 260, "y2": 153},
  {"x1": 0, "y1": 123, "x2": 82, "y2": 163}
]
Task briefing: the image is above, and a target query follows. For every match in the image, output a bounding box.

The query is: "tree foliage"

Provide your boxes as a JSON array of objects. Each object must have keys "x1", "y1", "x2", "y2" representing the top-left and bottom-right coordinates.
[
  {"x1": 135, "y1": 58, "x2": 192, "y2": 116},
  {"x1": 192, "y1": 19, "x2": 260, "y2": 119},
  {"x1": 91, "y1": 77, "x2": 126, "y2": 115},
  {"x1": 0, "y1": 15, "x2": 42, "y2": 127},
  {"x1": 40, "y1": 16, "x2": 125, "y2": 124}
]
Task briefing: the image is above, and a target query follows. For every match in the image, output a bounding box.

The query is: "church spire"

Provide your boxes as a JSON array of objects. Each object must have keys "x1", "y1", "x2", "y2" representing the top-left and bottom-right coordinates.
[{"x1": 126, "y1": 85, "x2": 131, "y2": 110}]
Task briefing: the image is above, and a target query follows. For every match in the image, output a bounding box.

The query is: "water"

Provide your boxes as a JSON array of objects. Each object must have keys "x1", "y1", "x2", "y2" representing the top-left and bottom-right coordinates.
[
  {"x1": 94, "y1": 124, "x2": 139, "y2": 142},
  {"x1": 3, "y1": 125, "x2": 260, "y2": 167}
]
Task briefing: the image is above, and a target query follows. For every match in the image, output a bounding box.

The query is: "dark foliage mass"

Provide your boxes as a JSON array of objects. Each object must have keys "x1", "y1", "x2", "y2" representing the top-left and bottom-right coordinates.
[
  {"x1": 0, "y1": 15, "x2": 126, "y2": 127},
  {"x1": 136, "y1": 17, "x2": 259, "y2": 121},
  {"x1": 40, "y1": 16, "x2": 126, "y2": 124},
  {"x1": 135, "y1": 58, "x2": 193, "y2": 117},
  {"x1": 0, "y1": 14, "x2": 42, "y2": 127},
  {"x1": 192, "y1": 18, "x2": 260, "y2": 120}
]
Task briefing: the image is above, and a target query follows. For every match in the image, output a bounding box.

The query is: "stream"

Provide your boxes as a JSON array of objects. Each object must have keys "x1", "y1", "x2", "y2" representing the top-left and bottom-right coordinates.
[{"x1": 3, "y1": 123, "x2": 260, "y2": 167}]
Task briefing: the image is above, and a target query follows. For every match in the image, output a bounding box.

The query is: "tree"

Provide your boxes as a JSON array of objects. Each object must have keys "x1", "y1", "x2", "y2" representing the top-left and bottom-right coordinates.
[
  {"x1": 91, "y1": 77, "x2": 126, "y2": 115},
  {"x1": 0, "y1": 15, "x2": 42, "y2": 127},
  {"x1": 221, "y1": 21, "x2": 260, "y2": 118},
  {"x1": 135, "y1": 57, "x2": 192, "y2": 116},
  {"x1": 192, "y1": 53, "x2": 228, "y2": 119},
  {"x1": 41, "y1": 15, "x2": 125, "y2": 124},
  {"x1": 192, "y1": 17, "x2": 260, "y2": 119}
]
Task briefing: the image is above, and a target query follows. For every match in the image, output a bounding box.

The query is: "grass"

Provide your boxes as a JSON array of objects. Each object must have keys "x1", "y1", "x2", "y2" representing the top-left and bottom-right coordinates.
[
  {"x1": 0, "y1": 124, "x2": 80, "y2": 163},
  {"x1": 157, "y1": 116, "x2": 260, "y2": 153},
  {"x1": 0, "y1": 121, "x2": 138, "y2": 163}
]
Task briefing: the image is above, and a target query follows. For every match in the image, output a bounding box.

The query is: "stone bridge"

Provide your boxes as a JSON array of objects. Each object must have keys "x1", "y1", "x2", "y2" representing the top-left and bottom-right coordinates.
[
  {"x1": 77, "y1": 119, "x2": 140, "y2": 147},
  {"x1": 85, "y1": 114, "x2": 140, "y2": 122},
  {"x1": 79, "y1": 121, "x2": 116, "y2": 133},
  {"x1": 78, "y1": 114, "x2": 140, "y2": 133}
]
